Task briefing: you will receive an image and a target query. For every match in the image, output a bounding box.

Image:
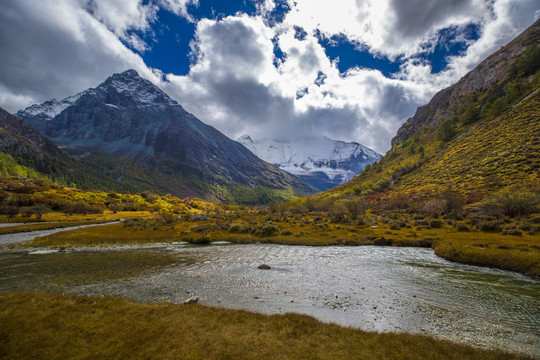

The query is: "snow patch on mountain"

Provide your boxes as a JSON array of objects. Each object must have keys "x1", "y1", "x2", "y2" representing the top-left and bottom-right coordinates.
[
  {"x1": 16, "y1": 91, "x2": 86, "y2": 121},
  {"x1": 107, "y1": 70, "x2": 177, "y2": 107},
  {"x1": 238, "y1": 135, "x2": 381, "y2": 190}
]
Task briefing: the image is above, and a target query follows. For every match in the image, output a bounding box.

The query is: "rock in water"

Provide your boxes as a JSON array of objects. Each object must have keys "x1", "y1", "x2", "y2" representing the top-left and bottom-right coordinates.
[
  {"x1": 258, "y1": 264, "x2": 271, "y2": 270},
  {"x1": 183, "y1": 296, "x2": 200, "y2": 304}
]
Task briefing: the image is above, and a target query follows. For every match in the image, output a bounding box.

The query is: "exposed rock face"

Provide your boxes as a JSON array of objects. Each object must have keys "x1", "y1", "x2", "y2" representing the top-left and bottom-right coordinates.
[
  {"x1": 392, "y1": 19, "x2": 540, "y2": 147},
  {"x1": 16, "y1": 70, "x2": 315, "y2": 202}
]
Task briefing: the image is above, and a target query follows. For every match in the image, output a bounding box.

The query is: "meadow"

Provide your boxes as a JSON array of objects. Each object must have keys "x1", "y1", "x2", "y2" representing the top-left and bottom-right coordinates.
[{"x1": 0, "y1": 291, "x2": 531, "y2": 360}]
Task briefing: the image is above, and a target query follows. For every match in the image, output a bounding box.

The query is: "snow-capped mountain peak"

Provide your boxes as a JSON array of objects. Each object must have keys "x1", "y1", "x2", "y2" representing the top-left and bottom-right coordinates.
[
  {"x1": 238, "y1": 135, "x2": 381, "y2": 191},
  {"x1": 16, "y1": 70, "x2": 178, "y2": 126},
  {"x1": 103, "y1": 69, "x2": 178, "y2": 107}
]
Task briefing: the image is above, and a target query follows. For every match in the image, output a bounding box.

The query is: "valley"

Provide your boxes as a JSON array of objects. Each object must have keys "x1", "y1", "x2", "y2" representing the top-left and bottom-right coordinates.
[{"x1": 0, "y1": 11, "x2": 539, "y2": 360}]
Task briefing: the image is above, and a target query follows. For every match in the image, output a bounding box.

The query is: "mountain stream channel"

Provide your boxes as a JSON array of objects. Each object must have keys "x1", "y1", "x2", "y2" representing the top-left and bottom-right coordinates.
[{"x1": 0, "y1": 227, "x2": 538, "y2": 357}]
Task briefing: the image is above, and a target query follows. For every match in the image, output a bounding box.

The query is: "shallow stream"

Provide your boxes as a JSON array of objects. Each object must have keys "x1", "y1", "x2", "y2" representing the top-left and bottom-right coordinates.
[{"x1": 0, "y1": 243, "x2": 538, "y2": 355}]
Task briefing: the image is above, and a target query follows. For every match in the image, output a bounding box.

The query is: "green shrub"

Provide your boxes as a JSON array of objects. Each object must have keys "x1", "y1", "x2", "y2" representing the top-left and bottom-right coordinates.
[
  {"x1": 389, "y1": 222, "x2": 401, "y2": 230},
  {"x1": 187, "y1": 235, "x2": 212, "y2": 244},
  {"x1": 430, "y1": 220, "x2": 443, "y2": 228},
  {"x1": 478, "y1": 220, "x2": 502, "y2": 232},
  {"x1": 502, "y1": 228, "x2": 522, "y2": 236},
  {"x1": 510, "y1": 44, "x2": 540, "y2": 77},
  {"x1": 254, "y1": 222, "x2": 280, "y2": 237},
  {"x1": 456, "y1": 223, "x2": 470, "y2": 232},
  {"x1": 437, "y1": 118, "x2": 457, "y2": 142},
  {"x1": 461, "y1": 103, "x2": 481, "y2": 125},
  {"x1": 191, "y1": 224, "x2": 211, "y2": 233},
  {"x1": 229, "y1": 223, "x2": 252, "y2": 234},
  {"x1": 493, "y1": 186, "x2": 540, "y2": 217}
]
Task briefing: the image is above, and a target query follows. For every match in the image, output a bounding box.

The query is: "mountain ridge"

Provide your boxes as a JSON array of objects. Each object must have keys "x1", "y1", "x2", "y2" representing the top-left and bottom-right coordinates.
[
  {"x1": 392, "y1": 19, "x2": 540, "y2": 147},
  {"x1": 15, "y1": 70, "x2": 316, "y2": 204},
  {"x1": 238, "y1": 135, "x2": 381, "y2": 191},
  {"x1": 307, "y1": 19, "x2": 540, "y2": 206}
]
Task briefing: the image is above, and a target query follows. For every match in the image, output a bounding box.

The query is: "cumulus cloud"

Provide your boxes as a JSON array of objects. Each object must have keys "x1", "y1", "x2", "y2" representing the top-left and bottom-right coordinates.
[
  {"x1": 0, "y1": 0, "x2": 538, "y2": 154},
  {"x1": 0, "y1": 0, "x2": 161, "y2": 112},
  {"x1": 282, "y1": 0, "x2": 490, "y2": 58},
  {"x1": 85, "y1": 0, "x2": 158, "y2": 50},
  {"x1": 163, "y1": 14, "x2": 427, "y2": 152},
  {"x1": 84, "y1": 0, "x2": 198, "y2": 49},
  {"x1": 160, "y1": 0, "x2": 538, "y2": 152}
]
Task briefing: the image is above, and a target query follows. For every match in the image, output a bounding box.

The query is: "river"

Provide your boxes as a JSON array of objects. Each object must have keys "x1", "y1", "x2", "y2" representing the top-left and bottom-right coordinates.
[{"x1": 0, "y1": 243, "x2": 538, "y2": 356}]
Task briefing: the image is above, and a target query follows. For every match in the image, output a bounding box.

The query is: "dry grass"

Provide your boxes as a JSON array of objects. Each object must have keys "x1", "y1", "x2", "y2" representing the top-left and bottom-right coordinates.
[
  {"x1": 40, "y1": 211, "x2": 153, "y2": 222},
  {"x1": 0, "y1": 291, "x2": 529, "y2": 360},
  {"x1": 432, "y1": 232, "x2": 540, "y2": 278},
  {"x1": 0, "y1": 212, "x2": 152, "y2": 235},
  {"x1": 27, "y1": 215, "x2": 540, "y2": 278},
  {"x1": 29, "y1": 223, "x2": 178, "y2": 247},
  {"x1": 0, "y1": 220, "x2": 115, "y2": 235}
]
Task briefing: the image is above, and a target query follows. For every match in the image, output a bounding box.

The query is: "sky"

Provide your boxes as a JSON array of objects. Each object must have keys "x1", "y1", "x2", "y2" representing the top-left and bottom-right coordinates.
[{"x1": 0, "y1": 0, "x2": 539, "y2": 153}]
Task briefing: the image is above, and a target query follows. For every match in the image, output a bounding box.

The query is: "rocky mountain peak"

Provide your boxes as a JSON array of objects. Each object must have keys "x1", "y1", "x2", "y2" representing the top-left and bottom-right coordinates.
[
  {"x1": 94, "y1": 69, "x2": 178, "y2": 109},
  {"x1": 14, "y1": 70, "x2": 315, "y2": 203}
]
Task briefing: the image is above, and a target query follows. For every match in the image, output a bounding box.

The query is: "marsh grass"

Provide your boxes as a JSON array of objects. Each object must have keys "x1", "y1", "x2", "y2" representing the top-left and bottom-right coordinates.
[
  {"x1": 0, "y1": 220, "x2": 114, "y2": 235},
  {"x1": 29, "y1": 223, "x2": 178, "y2": 247},
  {"x1": 0, "y1": 251, "x2": 179, "y2": 291},
  {"x1": 432, "y1": 232, "x2": 540, "y2": 278},
  {"x1": 29, "y1": 214, "x2": 540, "y2": 277},
  {"x1": 0, "y1": 291, "x2": 529, "y2": 360},
  {"x1": 0, "y1": 211, "x2": 152, "y2": 235}
]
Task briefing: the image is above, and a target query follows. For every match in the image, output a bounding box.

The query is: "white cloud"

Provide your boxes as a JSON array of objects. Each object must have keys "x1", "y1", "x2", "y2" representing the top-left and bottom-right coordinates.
[
  {"x1": 281, "y1": 0, "x2": 490, "y2": 59},
  {"x1": 85, "y1": 0, "x2": 157, "y2": 50},
  {"x1": 160, "y1": 0, "x2": 199, "y2": 20},
  {"x1": 0, "y1": 0, "x2": 161, "y2": 113},
  {"x1": 82, "y1": 0, "x2": 199, "y2": 50},
  {"x1": 0, "y1": 0, "x2": 538, "y2": 154},
  {"x1": 162, "y1": 14, "x2": 425, "y2": 152}
]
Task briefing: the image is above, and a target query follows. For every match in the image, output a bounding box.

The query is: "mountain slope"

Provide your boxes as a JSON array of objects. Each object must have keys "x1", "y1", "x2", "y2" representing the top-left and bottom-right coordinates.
[
  {"x1": 0, "y1": 107, "x2": 66, "y2": 159},
  {"x1": 0, "y1": 107, "x2": 151, "y2": 192},
  {"x1": 392, "y1": 20, "x2": 540, "y2": 146},
  {"x1": 238, "y1": 135, "x2": 381, "y2": 191},
  {"x1": 0, "y1": 106, "x2": 74, "y2": 179},
  {"x1": 16, "y1": 70, "x2": 315, "y2": 204},
  {"x1": 316, "y1": 19, "x2": 540, "y2": 206}
]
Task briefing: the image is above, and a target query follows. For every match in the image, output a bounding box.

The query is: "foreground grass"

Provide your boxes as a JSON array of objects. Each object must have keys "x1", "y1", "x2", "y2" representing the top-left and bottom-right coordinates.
[
  {"x1": 0, "y1": 291, "x2": 529, "y2": 360},
  {"x1": 29, "y1": 217, "x2": 540, "y2": 278}
]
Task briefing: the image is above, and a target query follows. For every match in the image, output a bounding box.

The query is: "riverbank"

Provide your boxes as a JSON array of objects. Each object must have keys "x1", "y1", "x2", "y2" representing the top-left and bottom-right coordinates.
[
  {"x1": 0, "y1": 291, "x2": 531, "y2": 360},
  {"x1": 0, "y1": 211, "x2": 152, "y2": 235},
  {"x1": 23, "y1": 218, "x2": 540, "y2": 278}
]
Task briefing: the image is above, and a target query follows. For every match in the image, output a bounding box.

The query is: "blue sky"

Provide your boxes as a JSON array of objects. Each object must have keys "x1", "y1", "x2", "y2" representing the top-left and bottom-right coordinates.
[
  {"x1": 127, "y1": 1, "x2": 481, "y2": 78},
  {"x1": 0, "y1": 0, "x2": 538, "y2": 152}
]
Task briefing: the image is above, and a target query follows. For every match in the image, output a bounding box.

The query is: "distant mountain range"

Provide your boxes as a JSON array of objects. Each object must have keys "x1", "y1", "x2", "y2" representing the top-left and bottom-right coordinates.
[
  {"x1": 13, "y1": 70, "x2": 315, "y2": 204},
  {"x1": 238, "y1": 135, "x2": 381, "y2": 191}
]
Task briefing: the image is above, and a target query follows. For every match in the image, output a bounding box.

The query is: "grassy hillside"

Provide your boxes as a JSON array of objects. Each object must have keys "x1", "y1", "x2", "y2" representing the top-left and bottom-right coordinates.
[{"x1": 303, "y1": 39, "x2": 540, "y2": 210}]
